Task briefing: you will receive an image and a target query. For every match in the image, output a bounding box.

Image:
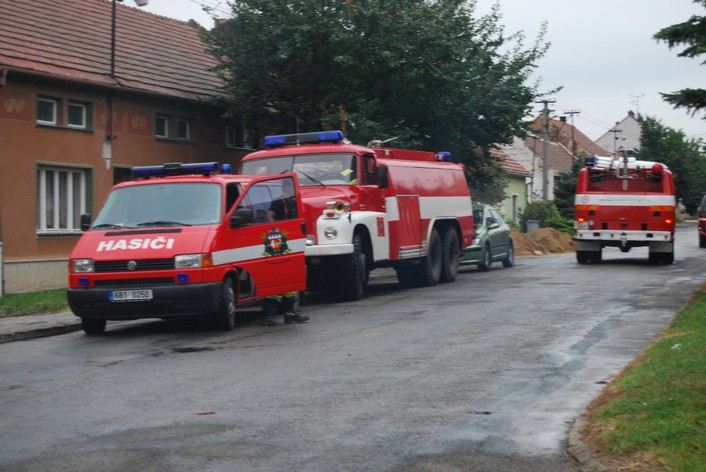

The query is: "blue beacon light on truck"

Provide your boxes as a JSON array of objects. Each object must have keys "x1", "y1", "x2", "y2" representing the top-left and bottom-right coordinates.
[
  {"x1": 131, "y1": 162, "x2": 220, "y2": 178},
  {"x1": 263, "y1": 130, "x2": 344, "y2": 147}
]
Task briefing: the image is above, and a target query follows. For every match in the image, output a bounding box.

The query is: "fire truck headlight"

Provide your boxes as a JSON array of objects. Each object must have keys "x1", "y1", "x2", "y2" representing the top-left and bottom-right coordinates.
[
  {"x1": 71, "y1": 259, "x2": 94, "y2": 273},
  {"x1": 324, "y1": 227, "x2": 338, "y2": 240},
  {"x1": 175, "y1": 254, "x2": 213, "y2": 268}
]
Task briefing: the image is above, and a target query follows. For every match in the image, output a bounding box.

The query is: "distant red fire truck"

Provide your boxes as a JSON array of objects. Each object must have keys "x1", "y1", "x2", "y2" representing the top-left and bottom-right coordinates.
[
  {"x1": 574, "y1": 152, "x2": 676, "y2": 264},
  {"x1": 240, "y1": 131, "x2": 475, "y2": 300}
]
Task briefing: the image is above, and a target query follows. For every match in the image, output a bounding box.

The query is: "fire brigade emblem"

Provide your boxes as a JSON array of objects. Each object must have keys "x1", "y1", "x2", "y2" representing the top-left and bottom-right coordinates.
[{"x1": 262, "y1": 228, "x2": 290, "y2": 256}]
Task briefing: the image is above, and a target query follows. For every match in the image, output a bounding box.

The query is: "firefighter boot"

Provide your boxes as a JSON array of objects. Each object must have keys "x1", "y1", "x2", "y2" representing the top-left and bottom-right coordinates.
[
  {"x1": 261, "y1": 298, "x2": 278, "y2": 326},
  {"x1": 282, "y1": 295, "x2": 309, "y2": 324}
]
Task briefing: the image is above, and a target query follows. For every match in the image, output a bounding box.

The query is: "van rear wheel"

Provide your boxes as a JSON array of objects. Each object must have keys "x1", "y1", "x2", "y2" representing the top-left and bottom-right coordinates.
[{"x1": 81, "y1": 318, "x2": 106, "y2": 335}]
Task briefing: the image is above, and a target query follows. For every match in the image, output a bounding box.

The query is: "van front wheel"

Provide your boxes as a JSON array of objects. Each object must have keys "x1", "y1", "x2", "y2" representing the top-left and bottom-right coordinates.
[{"x1": 212, "y1": 278, "x2": 237, "y2": 331}]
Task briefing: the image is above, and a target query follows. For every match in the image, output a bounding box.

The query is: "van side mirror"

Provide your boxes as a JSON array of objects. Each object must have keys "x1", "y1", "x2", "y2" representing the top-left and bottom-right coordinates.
[
  {"x1": 80, "y1": 213, "x2": 92, "y2": 231},
  {"x1": 231, "y1": 208, "x2": 253, "y2": 228},
  {"x1": 377, "y1": 166, "x2": 389, "y2": 189}
]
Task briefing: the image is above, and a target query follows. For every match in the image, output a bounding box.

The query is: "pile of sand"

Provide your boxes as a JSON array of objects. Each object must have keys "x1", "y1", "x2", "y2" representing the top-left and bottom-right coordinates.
[{"x1": 513, "y1": 227, "x2": 575, "y2": 256}]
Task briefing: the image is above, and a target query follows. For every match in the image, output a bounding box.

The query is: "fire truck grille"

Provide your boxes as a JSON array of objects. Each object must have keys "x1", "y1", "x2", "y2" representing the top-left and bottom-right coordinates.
[
  {"x1": 93, "y1": 278, "x2": 174, "y2": 287},
  {"x1": 94, "y1": 258, "x2": 175, "y2": 273}
]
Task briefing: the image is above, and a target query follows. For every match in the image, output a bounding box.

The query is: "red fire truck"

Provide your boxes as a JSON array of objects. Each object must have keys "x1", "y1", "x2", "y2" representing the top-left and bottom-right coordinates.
[
  {"x1": 574, "y1": 152, "x2": 676, "y2": 264},
  {"x1": 240, "y1": 130, "x2": 475, "y2": 300},
  {"x1": 67, "y1": 162, "x2": 307, "y2": 334}
]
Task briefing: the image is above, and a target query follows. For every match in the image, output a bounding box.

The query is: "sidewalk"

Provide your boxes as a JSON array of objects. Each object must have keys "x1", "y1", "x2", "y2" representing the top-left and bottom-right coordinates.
[{"x1": 0, "y1": 311, "x2": 82, "y2": 343}]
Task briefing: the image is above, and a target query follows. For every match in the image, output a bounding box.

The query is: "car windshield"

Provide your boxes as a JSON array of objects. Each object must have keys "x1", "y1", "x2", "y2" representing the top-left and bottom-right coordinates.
[
  {"x1": 241, "y1": 153, "x2": 358, "y2": 186},
  {"x1": 92, "y1": 183, "x2": 222, "y2": 229}
]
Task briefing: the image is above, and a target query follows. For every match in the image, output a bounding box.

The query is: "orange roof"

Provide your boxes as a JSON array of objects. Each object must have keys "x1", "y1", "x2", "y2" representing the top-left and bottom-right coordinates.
[
  {"x1": 0, "y1": 0, "x2": 222, "y2": 101},
  {"x1": 491, "y1": 148, "x2": 531, "y2": 177},
  {"x1": 523, "y1": 137, "x2": 574, "y2": 174},
  {"x1": 531, "y1": 116, "x2": 611, "y2": 157}
]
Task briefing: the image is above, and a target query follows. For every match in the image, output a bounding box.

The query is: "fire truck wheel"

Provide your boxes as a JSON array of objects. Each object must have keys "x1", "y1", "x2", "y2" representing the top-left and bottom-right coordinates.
[
  {"x1": 440, "y1": 227, "x2": 460, "y2": 283},
  {"x1": 81, "y1": 318, "x2": 106, "y2": 335},
  {"x1": 419, "y1": 227, "x2": 442, "y2": 286},
  {"x1": 700, "y1": 234, "x2": 706, "y2": 248},
  {"x1": 341, "y1": 232, "x2": 368, "y2": 301},
  {"x1": 502, "y1": 241, "x2": 515, "y2": 268},
  {"x1": 478, "y1": 244, "x2": 492, "y2": 272},
  {"x1": 212, "y1": 278, "x2": 237, "y2": 331}
]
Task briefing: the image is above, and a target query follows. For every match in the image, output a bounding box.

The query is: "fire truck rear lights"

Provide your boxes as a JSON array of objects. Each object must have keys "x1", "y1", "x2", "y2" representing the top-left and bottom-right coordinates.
[
  {"x1": 131, "y1": 162, "x2": 220, "y2": 178},
  {"x1": 263, "y1": 130, "x2": 344, "y2": 147}
]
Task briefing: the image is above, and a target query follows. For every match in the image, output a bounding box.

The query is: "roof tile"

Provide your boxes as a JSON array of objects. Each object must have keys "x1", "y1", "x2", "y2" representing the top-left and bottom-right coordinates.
[{"x1": 0, "y1": 0, "x2": 222, "y2": 101}]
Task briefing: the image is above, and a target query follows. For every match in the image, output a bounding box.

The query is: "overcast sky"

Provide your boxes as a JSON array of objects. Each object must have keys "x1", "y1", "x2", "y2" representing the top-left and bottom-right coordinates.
[{"x1": 139, "y1": 0, "x2": 705, "y2": 141}]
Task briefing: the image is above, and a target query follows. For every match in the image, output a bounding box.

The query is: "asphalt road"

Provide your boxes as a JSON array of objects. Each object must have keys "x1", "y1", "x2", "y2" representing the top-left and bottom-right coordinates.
[{"x1": 1, "y1": 223, "x2": 704, "y2": 472}]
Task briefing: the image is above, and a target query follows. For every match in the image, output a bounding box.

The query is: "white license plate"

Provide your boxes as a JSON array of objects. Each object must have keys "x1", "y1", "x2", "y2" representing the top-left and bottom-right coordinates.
[{"x1": 109, "y1": 289, "x2": 153, "y2": 302}]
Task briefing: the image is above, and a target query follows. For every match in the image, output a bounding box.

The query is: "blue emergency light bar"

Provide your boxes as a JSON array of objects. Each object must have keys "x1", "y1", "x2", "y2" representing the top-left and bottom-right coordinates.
[
  {"x1": 435, "y1": 151, "x2": 452, "y2": 162},
  {"x1": 584, "y1": 156, "x2": 597, "y2": 167},
  {"x1": 263, "y1": 130, "x2": 344, "y2": 147},
  {"x1": 131, "y1": 162, "x2": 220, "y2": 178}
]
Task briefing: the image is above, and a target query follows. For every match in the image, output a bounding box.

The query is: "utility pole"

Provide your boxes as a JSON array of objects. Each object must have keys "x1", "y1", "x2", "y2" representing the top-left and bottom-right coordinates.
[
  {"x1": 610, "y1": 122, "x2": 623, "y2": 154},
  {"x1": 563, "y1": 110, "x2": 580, "y2": 158},
  {"x1": 536, "y1": 99, "x2": 555, "y2": 201}
]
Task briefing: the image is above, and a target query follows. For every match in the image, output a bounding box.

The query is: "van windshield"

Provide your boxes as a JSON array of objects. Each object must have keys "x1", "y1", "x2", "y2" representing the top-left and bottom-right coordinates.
[
  {"x1": 92, "y1": 183, "x2": 222, "y2": 229},
  {"x1": 241, "y1": 153, "x2": 358, "y2": 186}
]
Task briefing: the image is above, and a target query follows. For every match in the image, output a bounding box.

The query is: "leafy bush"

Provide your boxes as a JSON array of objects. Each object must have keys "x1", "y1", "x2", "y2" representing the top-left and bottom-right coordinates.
[{"x1": 521, "y1": 201, "x2": 560, "y2": 231}]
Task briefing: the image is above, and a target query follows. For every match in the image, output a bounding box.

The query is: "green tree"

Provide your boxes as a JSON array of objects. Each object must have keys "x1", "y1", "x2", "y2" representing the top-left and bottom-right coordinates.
[
  {"x1": 553, "y1": 157, "x2": 583, "y2": 220},
  {"x1": 639, "y1": 116, "x2": 706, "y2": 213},
  {"x1": 203, "y1": 0, "x2": 553, "y2": 204},
  {"x1": 653, "y1": 0, "x2": 706, "y2": 116}
]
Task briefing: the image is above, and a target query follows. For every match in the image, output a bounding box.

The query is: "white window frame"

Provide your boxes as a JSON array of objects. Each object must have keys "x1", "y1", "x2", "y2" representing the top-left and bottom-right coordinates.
[
  {"x1": 36, "y1": 97, "x2": 58, "y2": 126},
  {"x1": 155, "y1": 114, "x2": 169, "y2": 138},
  {"x1": 36, "y1": 165, "x2": 89, "y2": 235},
  {"x1": 177, "y1": 117, "x2": 191, "y2": 141},
  {"x1": 67, "y1": 101, "x2": 87, "y2": 129}
]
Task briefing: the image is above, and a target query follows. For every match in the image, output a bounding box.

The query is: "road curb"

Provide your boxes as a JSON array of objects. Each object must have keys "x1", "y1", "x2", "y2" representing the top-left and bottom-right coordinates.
[
  {"x1": 567, "y1": 414, "x2": 608, "y2": 471},
  {"x1": 0, "y1": 319, "x2": 82, "y2": 344}
]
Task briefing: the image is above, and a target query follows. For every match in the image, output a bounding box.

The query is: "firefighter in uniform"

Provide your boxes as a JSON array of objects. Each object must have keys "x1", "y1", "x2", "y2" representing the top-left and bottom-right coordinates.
[{"x1": 262, "y1": 180, "x2": 309, "y2": 326}]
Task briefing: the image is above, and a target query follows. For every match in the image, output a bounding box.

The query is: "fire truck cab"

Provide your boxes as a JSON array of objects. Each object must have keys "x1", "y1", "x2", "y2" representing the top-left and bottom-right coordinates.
[
  {"x1": 574, "y1": 152, "x2": 676, "y2": 264},
  {"x1": 240, "y1": 131, "x2": 475, "y2": 300},
  {"x1": 68, "y1": 162, "x2": 307, "y2": 334}
]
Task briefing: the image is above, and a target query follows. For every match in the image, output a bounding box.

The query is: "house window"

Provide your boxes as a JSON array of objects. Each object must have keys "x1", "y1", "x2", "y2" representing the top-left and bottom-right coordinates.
[
  {"x1": 36, "y1": 165, "x2": 90, "y2": 234},
  {"x1": 177, "y1": 117, "x2": 191, "y2": 140},
  {"x1": 67, "y1": 101, "x2": 87, "y2": 129},
  {"x1": 155, "y1": 114, "x2": 169, "y2": 138},
  {"x1": 36, "y1": 97, "x2": 57, "y2": 125}
]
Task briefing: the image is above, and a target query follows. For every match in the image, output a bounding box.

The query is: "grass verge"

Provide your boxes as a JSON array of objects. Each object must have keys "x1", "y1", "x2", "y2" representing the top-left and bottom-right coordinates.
[
  {"x1": 582, "y1": 283, "x2": 706, "y2": 471},
  {"x1": 0, "y1": 289, "x2": 69, "y2": 317}
]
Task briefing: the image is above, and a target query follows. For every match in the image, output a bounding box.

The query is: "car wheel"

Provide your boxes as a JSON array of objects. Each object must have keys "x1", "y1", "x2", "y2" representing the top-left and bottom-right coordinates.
[
  {"x1": 501, "y1": 241, "x2": 515, "y2": 268},
  {"x1": 477, "y1": 244, "x2": 492, "y2": 271},
  {"x1": 81, "y1": 318, "x2": 106, "y2": 335}
]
